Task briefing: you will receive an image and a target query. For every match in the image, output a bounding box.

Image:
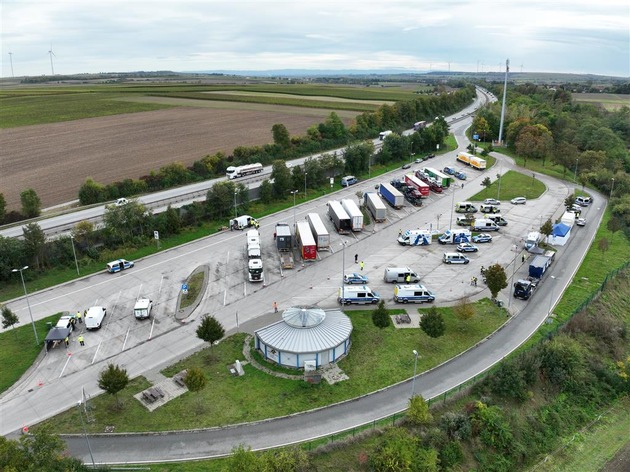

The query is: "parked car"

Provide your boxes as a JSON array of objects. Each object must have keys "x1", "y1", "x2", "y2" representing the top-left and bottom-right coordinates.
[
  {"x1": 576, "y1": 196, "x2": 592, "y2": 206},
  {"x1": 511, "y1": 197, "x2": 527, "y2": 205},
  {"x1": 341, "y1": 176, "x2": 358, "y2": 187},
  {"x1": 443, "y1": 166, "x2": 456, "y2": 175},
  {"x1": 425, "y1": 153, "x2": 436, "y2": 159},
  {"x1": 576, "y1": 218, "x2": 586, "y2": 226},
  {"x1": 454, "y1": 171, "x2": 467, "y2": 180},
  {"x1": 114, "y1": 197, "x2": 129, "y2": 206},
  {"x1": 390, "y1": 179, "x2": 405, "y2": 190},
  {"x1": 56, "y1": 314, "x2": 77, "y2": 332},
  {"x1": 402, "y1": 163, "x2": 411, "y2": 169},
  {"x1": 106, "y1": 259, "x2": 135, "y2": 273},
  {"x1": 483, "y1": 198, "x2": 501, "y2": 206},
  {"x1": 414, "y1": 158, "x2": 423, "y2": 164},
  {"x1": 344, "y1": 273, "x2": 369, "y2": 284},
  {"x1": 472, "y1": 233, "x2": 493, "y2": 243},
  {"x1": 456, "y1": 242, "x2": 479, "y2": 253}
]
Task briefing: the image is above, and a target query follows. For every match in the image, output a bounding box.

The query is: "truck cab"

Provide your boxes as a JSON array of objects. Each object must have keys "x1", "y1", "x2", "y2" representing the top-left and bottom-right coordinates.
[{"x1": 513, "y1": 279, "x2": 535, "y2": 300}]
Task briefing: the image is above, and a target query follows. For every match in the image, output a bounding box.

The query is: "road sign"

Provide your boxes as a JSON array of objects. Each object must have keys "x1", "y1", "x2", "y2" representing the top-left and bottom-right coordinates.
[
  {"x1": 182, "y1": 284, "x2": 188, "y2": 295},
  {"x1": 154, "y1": 231, "x2": 160, "y2": 240}
]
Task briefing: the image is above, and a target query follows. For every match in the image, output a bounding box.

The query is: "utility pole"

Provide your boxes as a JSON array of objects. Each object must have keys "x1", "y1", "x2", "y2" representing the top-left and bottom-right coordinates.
[{"x1": 497, "y1": 59, "x2": 510, "y2": 145}]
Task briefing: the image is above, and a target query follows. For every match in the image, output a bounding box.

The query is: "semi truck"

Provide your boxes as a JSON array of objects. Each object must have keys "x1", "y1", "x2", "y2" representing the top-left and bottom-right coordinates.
[
  {"x1": 469, "y1": 156, "x2": 487, "y2": 170},
  {"x1": 341, "y1": 198, "x2": 364, "y2": 231},
  {"x1": 328, "y1": 200, "x2": 352, "y2": 234},
  {"x1": 364, "y1": 192, "x2": 387, "y2": 222},
  {"x1": 513, "y1": 253, "x2": 555, "y2": 300},
  {"x1": 275, "y1": 223, "x2": 294, "y2": 269},
  {"x1": 457, "y1": 151, "x2": 474, "y2": 165},
  {"x1": 296, "y1": 221, "x2": 317, "y2": 261},
  {"x1": 403, "y1": 174, "x2": 430, "y2": 198},
  {"x1": 423, "y1": 167, "x2": 452, "y2": 188},
  {"x1": 379, "y1": 130, "x2": 393, "y2": 140},
  {"x1": 379, "y1": 183, "x2": 405, "y2": 209},
  {"x1": 226, "y1": 163, "x2": 263, "y2": 180},
  {"x1": 398, "y1": 229, "x2": 432, "y2": 246},
  {"x1": 306, "y1": 213, "x2": 330, "y2": 251},
  {"x1": 248, "y1": 258, "x2": 264, "y2": 282},
  {"x1": 438, "y1": 229, "x2": 472, "y2": 244}
]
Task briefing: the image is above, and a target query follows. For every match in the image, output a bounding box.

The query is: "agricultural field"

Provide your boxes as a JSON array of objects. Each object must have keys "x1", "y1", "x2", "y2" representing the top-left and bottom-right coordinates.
[
  {"x1": 1, "y1": 81, "x2": 417, "y2": 210},
  {"x1": 572, "y1": 92, "x2": 630, "y2": 111}
]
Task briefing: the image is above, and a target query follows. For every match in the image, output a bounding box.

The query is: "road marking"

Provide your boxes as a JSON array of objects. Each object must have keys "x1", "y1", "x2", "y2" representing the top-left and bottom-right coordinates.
[
  {"x1": 59, "y1": 353, "x2": 72, "y2": 378},
  {"x1": 149, "y1": 319, "x2": 155, "y2": 340},
  {"x1": 122, "y1": 328, "x2": 130, "y2": 351},
  {"x1": 91, "y1": 341, "x2": 101, "y2": 365}
]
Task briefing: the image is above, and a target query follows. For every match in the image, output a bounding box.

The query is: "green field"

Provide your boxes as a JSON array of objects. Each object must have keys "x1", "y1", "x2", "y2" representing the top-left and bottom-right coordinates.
[{"x1": 469, "y1": 169, "x2": 547, "y2": 201}]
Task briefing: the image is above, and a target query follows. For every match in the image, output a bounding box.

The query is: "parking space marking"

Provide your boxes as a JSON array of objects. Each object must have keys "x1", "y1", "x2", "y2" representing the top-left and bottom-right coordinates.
[
  {"x1": 59, "y1": 353, "x2": 72, "y2": 378},
  {"x1": 91, "y1": 341, "x2": 101, "y2": 365},
  {"x1": 122, "y1": 327, "x2": 130, "y2": 351},
  {"x1": 149, "y1": 319, "x2": 155, "y2": 340}
]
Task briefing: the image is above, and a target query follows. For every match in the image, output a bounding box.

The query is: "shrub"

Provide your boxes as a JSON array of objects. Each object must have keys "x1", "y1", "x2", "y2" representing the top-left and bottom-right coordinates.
[
  {"x1": 371, "y1": 300, "x2": 390, "y2": 328},
  {"x1": 420, "y1": 307, "x2": 445, "y2": 338}
]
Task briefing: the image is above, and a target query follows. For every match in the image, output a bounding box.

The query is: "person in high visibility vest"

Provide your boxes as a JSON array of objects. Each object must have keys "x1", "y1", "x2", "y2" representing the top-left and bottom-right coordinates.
[
  {"x1": 78, "y1": 335, "x2": 85, "y2": 346},
  {"x1": 76, "y1": 311, "x2": 82, "y2": 324}
]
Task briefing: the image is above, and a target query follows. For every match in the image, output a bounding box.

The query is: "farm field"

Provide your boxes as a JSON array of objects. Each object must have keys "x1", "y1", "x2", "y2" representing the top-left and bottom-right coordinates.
[
  {"x1": 573, "y1": 92, "x2": 630, "y2": 111},
  {"x1": 0, "y1": 104, "x2": 355, "y2": 210}
]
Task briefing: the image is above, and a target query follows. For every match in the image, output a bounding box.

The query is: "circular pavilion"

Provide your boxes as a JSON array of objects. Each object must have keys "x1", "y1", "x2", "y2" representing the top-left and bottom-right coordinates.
[{"x1": 254, "y1": 306, "x2": 352, "y2": 369}]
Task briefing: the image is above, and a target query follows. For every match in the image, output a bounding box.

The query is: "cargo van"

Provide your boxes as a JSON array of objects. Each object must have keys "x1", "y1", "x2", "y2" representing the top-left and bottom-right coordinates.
[
  {"x1": 383, "y1": 267, "x2": 420, "y2": 283},
  {"x1": 379, "y1": 130, "x2": 393, "y2": 140},
  {"x1": 479, "y1": 204, "x2": 500, "y2": 214},
  {"x1": 338, "y1": 286, "x2": 380, "y2": 305},
  {"x1": 456, "y1": 216, "x2": 473, "y2": 226},
  {"x1": 133, "y1": 298, "x2": 153, "y2": 320},
  {"x1": 472, "y1": 219, "x2": 500, "y2": 231},
  {"x1": 455, "y1": 201, "x2": 477, "y2": 213},
  {"x1": 484, "y1": 214, "x2": 508, "y2": 226},
  {"x1": 442, "y1": 253, "x2": 469, "y2": 264},
  {"x1": 393, "y1": 284, "x2": 435, "y2": 304},
  {"x1": 85, "y1": 306, "x2": 107, "y2": 330}
]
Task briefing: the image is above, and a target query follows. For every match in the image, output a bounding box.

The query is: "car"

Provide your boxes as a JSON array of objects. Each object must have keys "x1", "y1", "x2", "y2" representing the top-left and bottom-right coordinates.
[
  {"x1": 443, "y1": 166, "x2": 456, "y2": 175},
  {"x1": 115, "y1": 197, "x2": 129, "y2": 206},
  {"x1": 576, "y1": 218, "x2": 586, "y2": 226},
  {"x1": 576, "y1": 196, "x2": 592, "y2": 206},
  {"x1": 390, "y1": 179, "x2": 405, "y2": 190},
  {"x1": 483, "y1": 198, "x2": 501, "y2": 206},
  {"x1": 106, "y1": 258, "x2": 135, "y2": 273},
  {"x1": 414, "y1": 158, "x2": 423, "y2": 164},
  {"x1": 341, "y1": 176, "x2": 358, "y2": 187},
  {"x1": 456, "y1": 242, "x2": 479, "y2": 253},
  {"x1": 472, "y1": 233, "x2": 493, "y2": 243},
  {"x1": 511, "y1": 197, "x2": 527, "y2": 205},
  {"x1": 402, "y1": 163, "x2": 411, "y2": 169},
  {"x1": 454, "y1": 171, "x2": 467, "y2": 180},
  {"x1": 55, "y1": 314, "x2": 77, "y2": 332},
  {"x1": 425, "y1": 153, "x2": 436, "y2": 159},
  {"x1": 344, "y1": 273, "x2": 369, "y2": 285}
]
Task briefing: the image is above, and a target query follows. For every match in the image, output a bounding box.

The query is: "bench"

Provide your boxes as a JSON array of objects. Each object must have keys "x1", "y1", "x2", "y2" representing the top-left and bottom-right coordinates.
[
  {"x1": 141, "y1": 386, "x2": 165, "y2": 403},
  {"x1": 173, "y1": 370, "x2": 187, "y2": 387},
  {"x1": 396, "y1": 314, "x2": 411, "y2": 324}
]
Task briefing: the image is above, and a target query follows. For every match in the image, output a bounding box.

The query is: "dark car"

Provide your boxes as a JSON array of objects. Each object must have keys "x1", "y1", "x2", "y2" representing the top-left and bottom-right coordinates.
[
  {"x1": 426, "y1": 153, "x2": 436, "y2": 159},
  {"x1": 454, "y1": 171, "x2": 467, "y2": 180},
  {"x1": 390, "y1": 179, "x2": 405, "y2": 190},
  {"x1": 443, "y1": 166, "x2": 456, "y2": 175}
]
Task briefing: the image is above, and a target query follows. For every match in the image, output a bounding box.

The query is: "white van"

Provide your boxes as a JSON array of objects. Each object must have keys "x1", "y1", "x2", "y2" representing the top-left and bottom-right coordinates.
[
  {"x1": 443, "y1": 253, "x2": 469, "y2": 264},
  {"x1": 484, "y1": 214, "x2": 508, "y2": 226},
  {"x1": 383, "y1": 267, "x2": 421, "y2": 283},
  {"x1": 472, "y1": 219, "x2": 500, "y2": 231},
  {"x1": 133, "y1": 299, "x2": 153, "y2": 320},
  {"x1": 338, "y1": 286, "x2": 380, "y2": 305},
  {"x1": 479, "y1": 204, "x2": 500, "y2": 214},
  {"x1": 575, "y1": 196, "x2": 592, "y2": 206},
  {"x1": 393, "y1": 284, "x2": 435, "y2": 304},
  {"x1": 85, "y1": 306, "x2": 107, "y2": 330},
  {"x1": 455, "y1": 201, "x2": 477, "y2": 213}
]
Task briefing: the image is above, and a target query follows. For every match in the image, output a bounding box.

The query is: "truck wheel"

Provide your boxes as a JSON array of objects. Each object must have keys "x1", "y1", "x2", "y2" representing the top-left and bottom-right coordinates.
[
  {"x1": 345, "y1": 300, "x2": 351, "y2": 306},
  {"x1": 402, "y1": 299, "x2": 408, "y2": 304}
]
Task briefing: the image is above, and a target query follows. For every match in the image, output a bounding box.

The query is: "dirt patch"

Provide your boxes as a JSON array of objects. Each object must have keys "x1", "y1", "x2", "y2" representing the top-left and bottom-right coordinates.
[
  {"x1": 603, "y1": 442, "x2": 630, "y2": 472},
  {"x1": 1, "y1": 105, "x2": 355, "y2": 209}
]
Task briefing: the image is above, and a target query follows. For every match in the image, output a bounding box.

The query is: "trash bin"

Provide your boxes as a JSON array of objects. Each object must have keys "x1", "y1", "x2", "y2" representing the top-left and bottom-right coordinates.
[
  {"x1": 46, "y1": 322, "x2": 53, "y2": 330},
  {"x1": 497, "y1": 300, "x2": 504, "y2": 308}
]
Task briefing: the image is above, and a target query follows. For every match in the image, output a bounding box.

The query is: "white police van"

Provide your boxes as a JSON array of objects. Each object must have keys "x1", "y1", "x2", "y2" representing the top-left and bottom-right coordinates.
[
  {"x1": 106, "y1": 259, "x2": 135, "y2": 273},
  {"x1": 338, "y1": 285, "x2": 380, "y2": 305},
  {"x1": 393, "y1": 284, "x2": 435, "y2": 304}
]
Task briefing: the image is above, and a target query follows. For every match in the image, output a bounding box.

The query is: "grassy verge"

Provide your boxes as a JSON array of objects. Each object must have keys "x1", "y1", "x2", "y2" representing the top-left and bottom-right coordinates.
[
  {"x1": 179, "y1": 272, "x2": 205, "y2": 309},
  {"x1": 468, "y1": 169, "x2": 546, "y2": 201},
  {"x1": 40, "y1": 299, "x2": 505, "y2": 433}
]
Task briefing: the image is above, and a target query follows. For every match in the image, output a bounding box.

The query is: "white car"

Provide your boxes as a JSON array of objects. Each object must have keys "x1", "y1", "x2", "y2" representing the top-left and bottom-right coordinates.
[
  {"x1": 115, "y1": 197, "x2": 129, "y2": 206},
  {"x1": 483, "y1": 198, "x2": 501, "y2": 206},
  {"x1": 511, "y1": 197, "x2": 527, "y2": 205},
  {"x1": 576, "y1": 218, "x2": 586, "y2": 226}
]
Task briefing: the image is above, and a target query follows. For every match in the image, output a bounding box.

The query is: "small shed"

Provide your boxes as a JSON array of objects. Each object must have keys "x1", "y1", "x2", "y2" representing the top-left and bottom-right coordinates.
[
  {"x1": 45, "y1": 327, "x2": 71, "y2": 351},
  {"x1": 548, "y1": 222, "x2": 571, "y2": 246},
  {"x1": 255, "y1": 307, "x2": 352, "y2": 369}
]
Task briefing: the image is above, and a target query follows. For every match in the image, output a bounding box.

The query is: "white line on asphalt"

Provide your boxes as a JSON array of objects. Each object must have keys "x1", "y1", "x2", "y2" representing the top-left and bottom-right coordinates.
[
  {"x1": 91, "y1": 341, "x2": 101, "y2": 365},
  {"x1": 59, "y1": 352, "x2": 72, "y2": 378},
  {"x1": 122, "y1": 328, "x2": 130, "y2": 351},
  {"x1": 149, "y1": 319, "x2": 155, "y2": 340}
]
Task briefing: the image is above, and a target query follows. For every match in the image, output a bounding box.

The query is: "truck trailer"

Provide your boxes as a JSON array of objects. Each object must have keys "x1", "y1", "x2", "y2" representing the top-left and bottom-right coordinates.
[
  {"x1": 456, "y1": 151, "x2": 474, "y2": 165},
  {"x1": 364, "y1": 192, "x2": 387, "y2": 222},
  {"x1": 379, "y1": 183, "x2": 405, "y2": 209},
  {"x1": 341, "y1": 199, "x2": 364, "y2": 231},
  {"x1": 403, "y1": 174, "x2": 430, "y2": 198},
  {"x1": 328, "y1": 201, "x2": 352, "y2": 234},
  {"x1": 469, "y1": 156, "x2": 487, "y2": 170},
  {"x1": 275, "y1": 223, "x2": 294, "y2": 269},
  {"x1": 423, "y1": 167, "x2": 452, "y2": 188},
  {"x1": 226, "y1": 163, "x2": 263, "y2": 180},
  {"x1": 306, "y1": 213, "x2": 330, "y2": 251},
  {"x1": 513, "y1": 253, "x2": 554, "y2": 300},
  {"x1": 296, "y1": 221, "x2": 317, "y2": 261}
]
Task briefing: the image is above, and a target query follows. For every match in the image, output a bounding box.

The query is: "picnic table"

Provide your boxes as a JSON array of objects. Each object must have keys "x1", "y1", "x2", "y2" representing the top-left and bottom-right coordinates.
[
  {"x1": 141, "y1": 386, "x2": 165, "y2": 403},
  {"x1": 395, "y1": 314, "x2": 411, "y2": 324},
  {"x1": 173, "y1": 370, "x2": 187, "y2": 387}
]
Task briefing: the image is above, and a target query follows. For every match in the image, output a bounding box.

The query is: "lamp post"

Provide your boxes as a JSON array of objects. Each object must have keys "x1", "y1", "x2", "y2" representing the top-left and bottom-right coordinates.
[
  {"x1": 573, "y1": 158, "x2": 579, "y2": 183},
  {"x1": 77, "y1": 401, "x2": 96, "y2": 467},
  {"x1": 411, "y1": 350, "x2": 419, "y2": 398},
  {"x1": 436, "y1": 213, "x2": 442, "y2": 233},
  {"x1": 497, "y1": 166, "x2": 502, "y2": 200},
  {"x1": 507, "y1": 241, "x2": 519, "y2": 310},
  {"x1": 548, "y1": 275, "x2": 557, "y2": 316},
  {"x1": 70, "y1": 235, "x2": 80, "y2": 276},
  {"x1": 12, "y1": 266, "x2": 39, "y2": 345},
  {"x1": 304, "y1": 172, "x2": 308, "y2": 199},
  {"x1": 291, "y1": 190, "x2": 298, "y2": 229},
  {"x1": 340, "y1": 241, "x2": 346, "y2": 300},
  {"x1": 233, "y1": 190, "x2": 238, "y2": 218},
  {"x1": 610, "y1": 178, "x2": 615, "y2": 199},
  {"x1": 449, "y1": 185, "x2": 456, "y2": 230}
]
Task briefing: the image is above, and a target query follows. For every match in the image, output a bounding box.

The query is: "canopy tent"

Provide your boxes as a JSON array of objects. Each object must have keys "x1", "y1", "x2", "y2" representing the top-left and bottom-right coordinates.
[
  {"x1": 548, "y1": 222, "x2": 571, "y2": 246},
  {"x1": 45, "y1": 327, "x2": 71, "y2": 351}
]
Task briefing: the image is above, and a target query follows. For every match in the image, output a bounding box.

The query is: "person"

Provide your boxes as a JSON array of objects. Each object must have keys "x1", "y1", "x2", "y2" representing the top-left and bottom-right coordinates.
[
  {"x1": 273, "y1": 232, "x2": 276, "y2": 240},
  {"x1": 360, "y1": 261, "x2": 364, "y2": 271},
  {"x1": 461, "y1": 183, "x2": 464, "y2": 189},
  {"x1": 470, "y1": 277, "x2": 475, "y2": 286},
  {"x1": 480, "y1": 265, "x2": 486, "y2": 275},
  {"x1": 78, "y1": 335, "x2": 84, "y2": 346},
  {"x1": 398, "y1": 229, "x2": 402, "y2": 237},
  {"x1": 405, "y1": 274, "x2": 411, "y2": 283},
  {"x1": 473, "y1": 277, "x2": 478, "y2": 287},
  {"x1": 354, "y1": 254, "x2": 358, "y2": 264},
  {"x1": 522, "y1": 254, "x2": 526, "y2": 263},
  {"x1": 273, "y1": 301, "x2": 278, "y2": 313},
  {"x1": 64, "y1": 336, "x2": 69, "y2": 348},
  {"x1": 76, "y1": 311, "x2": 82, "y2": 324}
]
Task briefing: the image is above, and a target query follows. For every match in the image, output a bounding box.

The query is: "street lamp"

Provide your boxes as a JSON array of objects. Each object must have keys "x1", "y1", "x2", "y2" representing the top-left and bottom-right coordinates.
[
  {"x1": 411, "y1": 350, "x2": 419, "y2": 398},
  {"x1": 574, "y1": 158, "x2": 579, "y2": 183},
  {"x1": 233, "y1": 190, "x2": 238, "y2": 218},
  {"x1": 77, "y1": 401, "x2": 96, "y2": 467},
  {"x1": 436, "y1": 213, "x2": 442, "y2": 233},
  {"x1": 449, "y1": 185, "x2": 456, "y2": 230},
  {"x1": 12, "y1": 266, "x2": 39, "y2": 345},
  {"x1": 290, "y1": 190, "x2": 298, "y2": 229},
  {"x1": 340, "y1": 241, "x2": 347, "y2": 300},
  {"x1": 548, "y1": 275, "x2": 557, "y2": 316},
  {"x1": 497, "y1": 166, "x2": 502, "y2": 200},
  {"x1": 507, "y1": 241, "x2": 519, "y2": 310},
  {"x1": 304, "y1": 172, "x2": 308, "y2": 199},
  {"x1": 70, "y1": 235, "x2": 80, "y2": 276},
  {"x1": 610, "y1": 178, "x2": 615, "y2": 199}
]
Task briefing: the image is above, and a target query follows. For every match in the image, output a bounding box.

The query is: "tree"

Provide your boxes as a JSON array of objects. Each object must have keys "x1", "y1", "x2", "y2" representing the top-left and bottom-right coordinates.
[
  {"x1": 224, "y1": 444, "x2": 261, "y2": 471},
  {"x1": 0, "y1": 192, "x2": 6, "y2": 224},
  {"x1": 205, "y1": 181, "x2": 236, "y2": 220},
  {"x1": 485, "y1": 263, "x2": 508, "y2": 299},
  {"x1": 271, "y1": 123, "x2": 291, "y2": 150},
  {"x1": 78, "y1": 178, "x2": 107, "y2": 205},
  {"x1": 196, "y1": 315, "x2": 225, "y2": 350},
  {"x1": 454, "y1": 297, "x2": 476, "y2": 321},
  {"x1": 481, "y1": 176, "x2": 492, "y2": 190},
  {"x1": 371, "y1": 300, "x2": 390, "y2": 328},
  {"x1": 98, "y1": 363, "x2": 129, "y2": 408},
  {"x1": 515, "y1": 124, "x2": 553, "y2": 166},
  {"x1": 597, "y1": 237, "x2": 610, "y2": 255},
  {"x1": 164, "y1": 205, "x2": 181, "y2": 235},
  {"x1": 607, "y1": 216, "x2": 622, "y2": 241},
  {"x1": 270, "y1": 160, "x2": 292, "y2": 200},
  {"x1": 103, "y1": 200, "x2": 151, "y2": 245},
  {"x1": 258, "y1": 179, "x2": 274, "y2": 204},
  {"x1": 184, "y1": 366, "x2": 207, "y2": 410},
  {"x1": 420, "y1": 307, "x2": 445, "y2": 338},
  {"x1": 22, "y1": 223, "x2": 46, "y2": 270},
  {"x1": 472, "y1": 115, "x2": 491, "y2": 142},
  {"x1": 540, "y1": 218, "x2": 554, "y2": 240},
  {"x1": 20, "y1": 188, "x2": 41, "y2": 218},
  {"x1": 1, "y1": 305, "x2": 19, "y2": 340},
  {"x1": 564, "y1": 194, "x2": 576, "y2": 211},
  {"x1": 407, "y1": 394, "x2": 433, "y2": 425}
]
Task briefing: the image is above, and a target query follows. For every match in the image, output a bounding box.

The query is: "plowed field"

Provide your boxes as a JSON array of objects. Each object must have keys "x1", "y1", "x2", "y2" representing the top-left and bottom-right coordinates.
[{"x1": 0, "y1": 105, "x2": 353, "y2": 209}]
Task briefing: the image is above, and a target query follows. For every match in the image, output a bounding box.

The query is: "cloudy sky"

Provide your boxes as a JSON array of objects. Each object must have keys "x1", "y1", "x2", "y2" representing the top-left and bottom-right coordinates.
[{"x1": 1, "y1": 0, "x2": 629, "y2": 78}]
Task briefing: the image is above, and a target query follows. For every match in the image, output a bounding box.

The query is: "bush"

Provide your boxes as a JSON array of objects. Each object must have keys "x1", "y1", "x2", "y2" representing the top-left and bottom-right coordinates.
[
  {"x1": 420, "y1": 307, "x2": 445, "y2": 338},
  {"x1": 371, "y1": 300, "x2": 390, "y2": 328}
]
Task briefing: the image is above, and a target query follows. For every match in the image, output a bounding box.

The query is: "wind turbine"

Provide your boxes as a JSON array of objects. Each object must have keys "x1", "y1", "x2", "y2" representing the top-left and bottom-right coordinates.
[
  {"x1": 48, "y1": 45, "x2": 55, "y2": 75},
  {"x1": 8, "y1": 52, "x2": 14, "y2": 77}
]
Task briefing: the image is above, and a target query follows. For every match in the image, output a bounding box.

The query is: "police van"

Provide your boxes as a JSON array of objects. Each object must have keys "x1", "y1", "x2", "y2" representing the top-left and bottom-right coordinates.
[
  {"x1": 106, "y1": 259, "x2": 134, "y2": 273},
  {"x1": 383, "y1": 267, "x2": 421, "y2": 283},
  {"x1": 483, "y1": 214, "x2": 508, "y2": 226},
  {"x1": 393, "y1": 284, "x2": 435, "y2": 304},
  {"x1": 338, "y1": 286, "x2": 380, "y2": 305}
]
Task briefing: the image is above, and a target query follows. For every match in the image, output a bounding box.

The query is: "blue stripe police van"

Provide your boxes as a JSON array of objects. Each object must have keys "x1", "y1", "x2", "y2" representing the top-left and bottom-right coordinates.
[{"x1": 338, "y1": 285, "x2": 380, "y2": 305}]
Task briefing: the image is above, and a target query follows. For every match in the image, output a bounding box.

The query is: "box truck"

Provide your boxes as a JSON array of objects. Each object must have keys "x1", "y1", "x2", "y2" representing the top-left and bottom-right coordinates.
[
  {"x1": 404, "y1": 174, "x2": 430, "y2": 198},
  {"x1": 457, "y1": 151, "x2": 474, "y2": 165},
  {"x1": 296, "y1": 221, "x2": 317, "y2": 261},
  {"x1": 341, "y1": 199, "x2": 364, "y2": 232}
]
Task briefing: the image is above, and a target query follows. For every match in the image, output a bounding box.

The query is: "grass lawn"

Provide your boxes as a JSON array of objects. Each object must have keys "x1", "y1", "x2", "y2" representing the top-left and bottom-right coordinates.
[
  {"x1": 40, "y1": 299, "x2": 506, "y2": 434},
  {"x1": 179, "y1": 272, "x2": 204, "y2": 309},
  {"x1": 469, "y1": 169, "x2": 546, "y2": 201}
]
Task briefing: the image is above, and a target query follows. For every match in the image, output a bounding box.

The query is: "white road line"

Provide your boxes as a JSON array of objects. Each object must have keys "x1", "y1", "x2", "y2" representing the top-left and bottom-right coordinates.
[
  {"x1": 122, "y1": 328, "x2": 130, "y2": 351},
  {"x1": 91, "y1": 341, "x2": 101, "y2": 364},
  {"x1": 149, "y1": 319, "x2": 155, "y2": 340},
  {"x1": 59, "y1": 353, "x2": 72, "y2": 378}
]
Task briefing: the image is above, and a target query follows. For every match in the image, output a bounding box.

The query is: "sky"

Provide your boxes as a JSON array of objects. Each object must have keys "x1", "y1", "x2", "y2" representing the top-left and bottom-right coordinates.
[{"x1": 1, "y1": 0, "x2": 629, "y2": 78}]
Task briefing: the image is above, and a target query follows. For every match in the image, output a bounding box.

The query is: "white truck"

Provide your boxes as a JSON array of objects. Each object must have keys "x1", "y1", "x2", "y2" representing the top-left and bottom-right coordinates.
[
  {"x1": 398, "y1": 229, "x2": 432, "y2": 246},
  {"x1": 85, "y1": 306, "x2": 107, "y2": 330},
  {"x1": 133, "y1": 299, "x2": 153, "y2": 320},
  {"x1": 226, "y1": 163, "x2": 263, "y2": 180},
  {"x1": 341, "y1": 198, "x2": 364, "y2": 231},
  {"x1": 248, "y1": 258, "x2": 264, "y2": 282}
]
